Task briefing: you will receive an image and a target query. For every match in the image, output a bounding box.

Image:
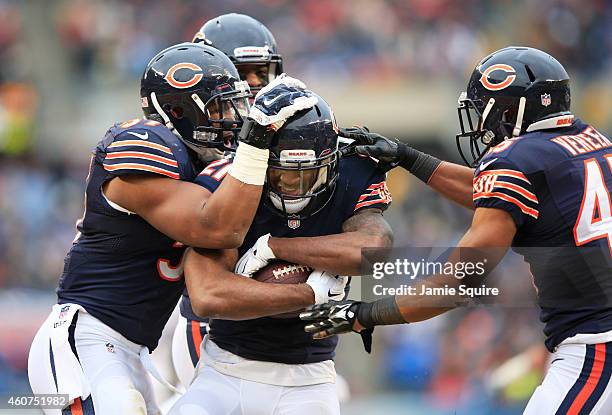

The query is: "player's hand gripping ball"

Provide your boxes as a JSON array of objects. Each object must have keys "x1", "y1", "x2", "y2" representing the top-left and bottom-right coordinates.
[{"x1": 235, "y1": 233, "x2": 276, "y2": 277}]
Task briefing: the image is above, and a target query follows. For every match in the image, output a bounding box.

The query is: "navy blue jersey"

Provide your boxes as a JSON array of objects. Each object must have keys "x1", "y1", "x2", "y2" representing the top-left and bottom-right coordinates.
[
  {"x1": 181, "y1": 154, "x2": 391, "y2": 363},
  {"x1": 473, "y1": 118, "x2": 612, "y2": 351},
  {"x1": 57, "y1": 118, "x2": 199, "y2": 350}
]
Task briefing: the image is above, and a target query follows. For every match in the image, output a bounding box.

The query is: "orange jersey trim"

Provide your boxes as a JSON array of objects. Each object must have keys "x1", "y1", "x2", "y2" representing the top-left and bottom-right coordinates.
[
  {"x1": 354, "y1": 198, "x2": 391, "y2": 211},
  {"x1": 105, "y1": 151, "x2": 178, "y2": 167},
  {"x1": 474, "y1": 192, "x2": 539, "y2": 219},
  {"x1": 494, "y1": 181, "x2": 538, "y2": 203},
  {"x1": 108, "y1": 140, "x2": 173, "y2": 155},
  {"x1": 473, "y1": 169, "x2": 531, "y2": 184},
  {"x1": 103, "y1": 163, "x2": 180, "y2": 179}
]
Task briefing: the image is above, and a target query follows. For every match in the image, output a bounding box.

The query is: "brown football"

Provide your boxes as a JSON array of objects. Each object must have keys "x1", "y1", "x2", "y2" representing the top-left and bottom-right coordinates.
[
  {"x1": 252, "y1": 260, "x2": 313, "y2": 285},
  {"x1": 252, "y1": 260, "x2": 313, "y2": 318}
]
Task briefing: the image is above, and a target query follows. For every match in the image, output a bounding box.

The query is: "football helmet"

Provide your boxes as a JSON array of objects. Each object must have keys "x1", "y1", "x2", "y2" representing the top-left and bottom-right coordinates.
[
  {"x1": 456, "y1": 46, "x2": 571, "y2": 166},
  {"x1": 193, "y1": 13, "x2": 283, "y2": 95},
  {"x1": 263, "y1": 93, "x2": 340, "y2": 223},
  {"x1": 141, "y1": 42, "x2": 250, "y2": 160}
]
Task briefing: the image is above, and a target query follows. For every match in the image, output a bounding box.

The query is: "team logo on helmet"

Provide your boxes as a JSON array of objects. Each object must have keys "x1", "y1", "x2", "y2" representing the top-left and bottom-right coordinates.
[
  {"x1": 479, "y1": 64, "x2": 516, "y2": 91},
  {"x1": 164, "y1": 63, "x2": 204, "y2": 89}
]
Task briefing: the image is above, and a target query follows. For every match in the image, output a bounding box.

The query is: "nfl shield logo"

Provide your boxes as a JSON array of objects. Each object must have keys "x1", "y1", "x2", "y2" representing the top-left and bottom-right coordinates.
[
  {"x1": 58, "y1": 305, "x2": 70, "y2": 319},
  {"x1": 541, "y1": 93, "x2": 551, "y2": 107},
  {"x1": 287, "y1": 218, "x2": 301, "y2": 229}
]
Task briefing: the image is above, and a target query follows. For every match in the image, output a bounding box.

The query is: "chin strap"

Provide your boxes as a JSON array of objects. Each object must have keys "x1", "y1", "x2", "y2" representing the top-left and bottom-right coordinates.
[
  {"x1": 479, "y1": 98, "x2": 496, "y2": 132},
  {"x1": 512, "y1": 97, "x2": 527, "y2": 137},
  {"x1": 150, "y1": 92, "x2": 176, "y2": 133},
  {"x1": 191, "y1": 93, "x2": 207, "y2": 116}
]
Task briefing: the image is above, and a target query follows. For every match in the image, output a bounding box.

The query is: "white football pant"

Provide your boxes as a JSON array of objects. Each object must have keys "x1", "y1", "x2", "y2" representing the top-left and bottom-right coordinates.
[{"x1": 28, "y1": 305, "x2": 161, "y2": 415}]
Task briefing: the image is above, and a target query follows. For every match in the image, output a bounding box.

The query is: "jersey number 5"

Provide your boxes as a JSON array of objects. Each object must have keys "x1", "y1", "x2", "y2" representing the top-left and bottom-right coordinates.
[{"x1": 574, "y1": 156, "x2": 612, "y2": 256}]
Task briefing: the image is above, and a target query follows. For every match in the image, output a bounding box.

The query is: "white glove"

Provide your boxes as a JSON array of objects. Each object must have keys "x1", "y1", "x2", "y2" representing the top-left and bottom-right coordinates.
[
  {"x1": 306, "y1": 270, "x2": 349, "y2": 305},
  {"x1": 248, "y1": 74, "x2": 319, "y2": 129},
  {"x1": 235, "y1": 233, "x2": 276, "y2": 276}
]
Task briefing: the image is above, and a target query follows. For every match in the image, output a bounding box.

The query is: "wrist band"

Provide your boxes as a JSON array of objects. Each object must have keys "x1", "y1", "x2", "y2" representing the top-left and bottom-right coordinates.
[
  {"x1": 398, "y1": 144, "x2": 442, "y2": 183},
  {"x1": 412, "y1": 152, "x2": 443, "y2": 183},
  {"x1": 228, "y1": 142, "x2": 269, "y2": 185},
  {"x1": 358, "y1": 296, "x2": 405, "y2": 328}
]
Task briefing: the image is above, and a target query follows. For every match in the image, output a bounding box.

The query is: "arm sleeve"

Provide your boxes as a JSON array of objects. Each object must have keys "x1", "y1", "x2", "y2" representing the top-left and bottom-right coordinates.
[
  {"x1": 102, "y1": 130, "x2": 181, "y2": 179},
  {"x1": 473, "y1": 157, "x2": 539, "y2": 228},
  {"x1": 193, "y1": 158, "x2": 233, "y2": 193}
]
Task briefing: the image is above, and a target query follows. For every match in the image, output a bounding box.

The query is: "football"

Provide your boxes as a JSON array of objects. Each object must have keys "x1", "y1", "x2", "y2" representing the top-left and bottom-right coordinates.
[
  {"x1": 252, "y1": 261, "x2": 313, "y2": 285},
  {"x1": 252, "y1": 261, "x2": 313, "y2": 318}
]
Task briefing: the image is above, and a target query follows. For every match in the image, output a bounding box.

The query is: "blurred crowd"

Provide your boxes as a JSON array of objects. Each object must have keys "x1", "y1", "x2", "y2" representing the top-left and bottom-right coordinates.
[
  {"x1": 0, "y1": 0, "x2": 610, "y2": 412},
  {"x1": 50, "y1": 0, "x2": 612, "y2": 83}
]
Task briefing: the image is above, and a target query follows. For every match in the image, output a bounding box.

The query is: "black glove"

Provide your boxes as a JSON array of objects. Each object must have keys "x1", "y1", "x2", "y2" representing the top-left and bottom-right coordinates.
[
  {"x1": 339, "y1": 126, "x2": 408, "y2": 172},
  {"x1": 340, "y1": 126, "x2": 443, "y2": 182},
  {"x1": 300, "y1": 300, "x2": 374, "y2": 353}
]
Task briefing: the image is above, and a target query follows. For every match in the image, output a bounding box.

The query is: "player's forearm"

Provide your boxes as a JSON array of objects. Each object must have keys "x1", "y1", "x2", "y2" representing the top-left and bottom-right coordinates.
[
  {"x1": 269, "y1": 209, "x2": 393, "y2": 275},
  {"x1": 196, "y1": 175, "x2": 263, "y2": 248},
  {"x1": 355, "y1": 275, "x2": 459, "y2": 331},
  {"x1": 187, "y1": 248, "x2": 314, "y2": 319},
  {"x1": 394, "y1": 143, "x2": 474, "y2": 209},
  {"x1": 269, "y1": 232, "x2": 391, "y2": 275},
  {"x1": 427, "y1": 162, "x2": 474, "y2": 209},
  {"x1": 394, "y1": 278, "x2": 458, "y2": 322},
  {"x1": 190, "y1": 271, "x2": 314, "y2": 320},
  {"x1": 196, "y1": 143, "x2": 269, "y2": 248},
  {"x1": 358, "y1": 221, "x2": 511, "y2": 328}
]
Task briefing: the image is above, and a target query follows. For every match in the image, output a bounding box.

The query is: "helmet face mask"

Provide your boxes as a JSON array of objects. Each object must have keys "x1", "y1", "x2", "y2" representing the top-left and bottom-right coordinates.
[
  {"x1": 141, "y1": 43, "x2": 249, "y2": 161},
  {"x1": 235, "y1": 62, "x2": 278, "y2": 95},
  {"x1": 457, "y1": 94, "x2": 518, "y2": 167},
  {"x1": 191, "y1": 85, "x2": 250, "y2": 152},
  {"x1": 262, "y1": 95, "x2": 340, "y2": 224},
  {"x1": 456, "y1": 46, "x2": 571, "y2": 167},
  {"x1": 267, "y1": 151, "x2": 339, "y2": 216}
]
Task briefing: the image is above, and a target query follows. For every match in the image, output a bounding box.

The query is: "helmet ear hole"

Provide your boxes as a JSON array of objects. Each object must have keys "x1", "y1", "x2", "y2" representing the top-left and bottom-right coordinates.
[
  {"x1": 502, "y1": 107, "x2": 515, "y2": 123},
  {"x1": 170, "y1": 106, "x2": 184, "y2": 119}
]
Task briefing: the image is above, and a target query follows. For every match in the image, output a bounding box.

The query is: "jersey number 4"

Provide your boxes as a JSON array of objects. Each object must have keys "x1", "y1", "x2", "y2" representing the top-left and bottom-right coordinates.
[{"x1": 574, "y1": 156, "x2": 612, "y2": 256}]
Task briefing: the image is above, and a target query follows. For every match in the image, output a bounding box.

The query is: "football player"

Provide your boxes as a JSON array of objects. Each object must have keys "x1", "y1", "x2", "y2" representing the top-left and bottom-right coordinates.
[
  {"x1": 302, "y1": 46, "x2": 612, "y2": 413},
  {"x1": 168, "y1": 92, "x2": 393, "y2": 415},
  {"x1": 27, "y1": 42, "x2": 318, "y2": 415},
  {"x1": 193, "y1": 13, "x2": 283, "y2": 97},
  {"x1": 171, "y1": 13, "x2": 285, "y2": 389}
]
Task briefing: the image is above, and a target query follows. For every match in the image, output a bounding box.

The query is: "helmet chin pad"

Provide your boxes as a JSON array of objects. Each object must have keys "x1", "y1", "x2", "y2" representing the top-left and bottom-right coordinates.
[{"x1": 268, "y1": 192, "x2": 311, "y2": 213}]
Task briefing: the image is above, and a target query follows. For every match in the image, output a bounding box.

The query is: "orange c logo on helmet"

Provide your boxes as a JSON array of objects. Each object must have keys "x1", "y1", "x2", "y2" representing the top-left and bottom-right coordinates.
[
  {"x1": 479, "y1": 64, "x2": 516, "y2": 91},
  {"x1": 164, "y1": 63, "x2": 203, "y2": 89}
]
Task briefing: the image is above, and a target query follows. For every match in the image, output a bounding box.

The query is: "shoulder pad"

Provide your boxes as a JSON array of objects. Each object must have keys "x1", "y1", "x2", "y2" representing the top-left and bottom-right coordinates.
[{"x1": 99, "y1": 119, "x2": 184, "y2": 179}]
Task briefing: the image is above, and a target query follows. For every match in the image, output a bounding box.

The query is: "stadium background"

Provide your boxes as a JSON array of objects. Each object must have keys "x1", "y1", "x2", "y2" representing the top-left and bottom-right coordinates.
[{"x1": 0, "y1": 0, "x2": 610, "y2": 414}]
